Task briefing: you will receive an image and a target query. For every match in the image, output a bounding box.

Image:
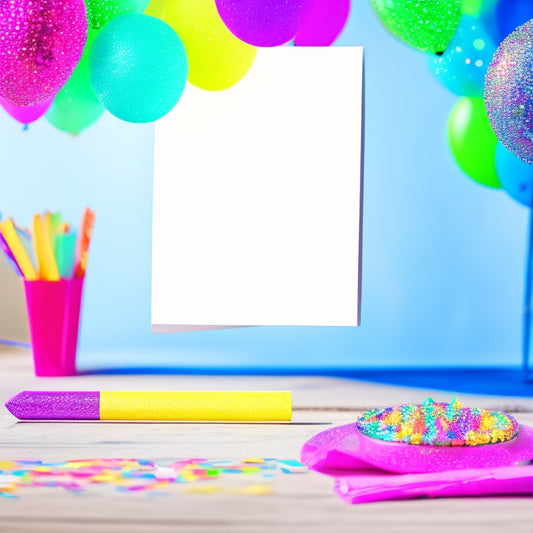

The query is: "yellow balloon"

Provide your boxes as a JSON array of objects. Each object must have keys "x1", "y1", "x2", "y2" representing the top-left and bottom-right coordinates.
[
  {"x1": 163, "y1": 0, "x2": 257, "y2": 91},
  {"x1": 144, "y1": 0, "x2": 167, "y2": 19}
]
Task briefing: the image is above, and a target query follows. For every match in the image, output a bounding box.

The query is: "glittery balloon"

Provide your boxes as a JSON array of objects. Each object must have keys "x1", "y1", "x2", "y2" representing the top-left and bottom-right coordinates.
[
  {"x1": 370, "y1": 0, "x2": 462, "y2": 54},
  {"x1": 0, "y1": 95, "x2": 53, "y2": 124},
  {"x1": 0, "y1": 0, "x2": 88, "y2": 106},
  {"x1": 215, "y1": 0, "x2": 314, "y2": 47},
  {"x1": 85, "y1": 0, "x2": 150, "y2": 30},
  {"x1": 428, "y1": 15, "x2": 496, "y2": 98},
  {"x1": 89, "y1": 14, "x2": 188, "y2": 123},
  {"x1": 294, "y1": 0, "x2": 350, "y2": 47},
  {"x1": 485, "y1": 20, "x2": 533, "y2": 164}
]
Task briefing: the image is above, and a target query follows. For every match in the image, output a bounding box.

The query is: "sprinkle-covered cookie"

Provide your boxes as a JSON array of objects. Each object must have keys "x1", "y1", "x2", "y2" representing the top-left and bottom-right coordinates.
[{"x1": 356, "y1": 398, "x2": 519, "y2": 446}]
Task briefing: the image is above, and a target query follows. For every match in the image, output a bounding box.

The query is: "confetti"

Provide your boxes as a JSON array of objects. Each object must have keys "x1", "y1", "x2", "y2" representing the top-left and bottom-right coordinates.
[
  {"x1": 0, "y1": 458, "x2": 307, "y2": 498},
  {"x1": 277, "y1": 460, "x2": 309, "y2": 474},
  {"x1": 226, "y1": 484, "x2": 275, "y2": 496},
  {"x1": 183, "y1": 485, "x2": 223, "y2": 495}
]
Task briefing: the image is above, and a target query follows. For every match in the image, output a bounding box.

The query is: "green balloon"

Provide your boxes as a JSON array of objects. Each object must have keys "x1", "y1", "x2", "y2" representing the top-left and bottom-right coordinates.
[
  {"x1": 46, "y1": 30, "x2": 105, "y2": 134},
  {"x1": 85, "y1": 0, "x2": 150, "y2": 30},
  {"x1": 462, "y1": 0, "x2": 497, "y2": 16},
  {"x1": 447, "y1": 97, "x2": 502, "y2": 188},
  {"x1": 370, "y1": 0, "x2": 462, "y2": 53}
]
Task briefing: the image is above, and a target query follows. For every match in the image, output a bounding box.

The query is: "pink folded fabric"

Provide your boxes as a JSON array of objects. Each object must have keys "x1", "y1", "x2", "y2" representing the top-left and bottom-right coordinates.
[
  {"x1": 301, "y1": 422, "x2": 533, "y2": 504},
  {"x1": 334, "y1": 465, "x2": 533, "y2": 504}
]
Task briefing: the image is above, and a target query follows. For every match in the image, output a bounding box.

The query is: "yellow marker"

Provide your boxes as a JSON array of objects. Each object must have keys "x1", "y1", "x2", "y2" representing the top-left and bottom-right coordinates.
[
  {"x1": 44, "y1": 211, "x2": 53, "y2": 236},
  {"x1": 0, "y1": 219, "x2": 37, "y2": 280},
  {"x1": 33, "y1": 214, "x2": 60, "y2": 281},
  {"x1": 99, "y1": 391, "x2": 292, "y2": 421}
]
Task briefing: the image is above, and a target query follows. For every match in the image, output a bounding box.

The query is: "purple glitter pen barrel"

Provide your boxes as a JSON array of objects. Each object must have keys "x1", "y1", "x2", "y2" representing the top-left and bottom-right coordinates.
[{"x1": 5, "y1": 391, "x2": 100, "y2": 420}]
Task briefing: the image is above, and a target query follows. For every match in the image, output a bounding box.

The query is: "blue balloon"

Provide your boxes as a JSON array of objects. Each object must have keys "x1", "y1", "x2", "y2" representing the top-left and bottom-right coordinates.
[
  {"x1": 495, "y1": 0, "x2": 533, "y2": 42},
  {"x1": 89, "y1": 14, "x2": 188, "y2": 123},
  {"x1": 495, "y1": 142, "x2": 533, "y2": 207},
  {"x1": 428, "y1": 15, "x2": 496, "y2": 98}
]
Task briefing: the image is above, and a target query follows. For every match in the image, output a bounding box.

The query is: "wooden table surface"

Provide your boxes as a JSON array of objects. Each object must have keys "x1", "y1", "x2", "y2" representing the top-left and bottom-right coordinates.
[{"x1": 1, "y1": 345, "x2": 533, "y2": 533}]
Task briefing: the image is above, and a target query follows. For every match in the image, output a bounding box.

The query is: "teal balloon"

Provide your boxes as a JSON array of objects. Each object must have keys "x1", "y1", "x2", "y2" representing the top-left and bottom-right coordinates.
[
  {"x1": 428, "y1": 15, "x2": 496, "y2": 98},
  {"x1": 495, "y1": 142, "x2": 533, "y2": 207},
  {"x1": 89, "y1": 14, "x2": 188, "y2": 123}
]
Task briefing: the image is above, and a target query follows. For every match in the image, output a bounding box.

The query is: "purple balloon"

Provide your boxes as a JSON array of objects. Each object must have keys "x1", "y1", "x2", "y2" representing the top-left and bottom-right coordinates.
[
  {"x1": 0, "y1": 96, "x2": 53, "y2": 124},
  {"x1": 215, "y1": 0, "x2": 314, "y2": 47},
  {"x1": 294, "y1": 0, "x2": 350, "y2": 46},
  {"x1": 0, "y1": 0, "x2": 87, "y2": 106}
]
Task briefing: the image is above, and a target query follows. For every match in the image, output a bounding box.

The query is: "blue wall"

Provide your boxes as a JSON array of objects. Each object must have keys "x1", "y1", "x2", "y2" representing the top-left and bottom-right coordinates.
[{"x1": 0, "y1": 1, "x2": 527, "y2": 370}]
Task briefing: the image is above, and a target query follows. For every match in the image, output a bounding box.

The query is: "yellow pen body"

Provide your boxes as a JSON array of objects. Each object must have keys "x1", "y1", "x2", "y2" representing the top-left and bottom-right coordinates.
[
  {"x1": 100, "y1": 391, "x2": 292, "y2": 421},
  {"x1": 33, "y1": 214, "x2": 60, "y2": 281}
]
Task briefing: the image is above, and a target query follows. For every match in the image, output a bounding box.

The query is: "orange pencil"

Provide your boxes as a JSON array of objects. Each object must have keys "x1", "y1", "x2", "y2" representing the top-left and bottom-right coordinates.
[{"x1": 74, "y1": 208, "x2": 95, "y2": 278}]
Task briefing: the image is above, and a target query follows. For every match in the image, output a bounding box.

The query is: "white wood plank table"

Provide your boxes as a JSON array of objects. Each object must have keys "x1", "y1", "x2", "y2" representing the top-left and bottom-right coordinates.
[{"x1": 1, "y1": 346, "x2": 533, "y2": 533}]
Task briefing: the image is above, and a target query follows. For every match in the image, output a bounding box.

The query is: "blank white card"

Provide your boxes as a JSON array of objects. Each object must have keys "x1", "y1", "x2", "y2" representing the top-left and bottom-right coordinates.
[{"x1": 152, "y1": 47, "x2": 363, "y2": 331}]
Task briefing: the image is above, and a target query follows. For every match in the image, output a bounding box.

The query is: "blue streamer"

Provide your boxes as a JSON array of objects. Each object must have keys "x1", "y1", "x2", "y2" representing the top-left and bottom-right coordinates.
[{"x1": 523, "y1": 209, "x2": 533, "y2": 382}]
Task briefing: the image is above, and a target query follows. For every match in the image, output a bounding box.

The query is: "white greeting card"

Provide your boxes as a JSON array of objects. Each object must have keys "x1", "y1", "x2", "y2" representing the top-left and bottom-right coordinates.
[{"x1": 152, "y1": 46, "x2": 363, "y2": 331}]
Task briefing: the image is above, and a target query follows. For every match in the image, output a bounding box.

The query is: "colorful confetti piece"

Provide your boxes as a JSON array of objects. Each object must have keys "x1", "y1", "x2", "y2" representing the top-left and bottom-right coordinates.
[{"x1": 0, "y1": 458, "x2": 307, "y2": 498}]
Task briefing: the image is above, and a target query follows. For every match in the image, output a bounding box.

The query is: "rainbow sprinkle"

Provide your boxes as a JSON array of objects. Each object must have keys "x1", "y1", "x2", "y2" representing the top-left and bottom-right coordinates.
[
  {"x1": 0, "y1": 458, "x2": 307, "y2": 499},
  {"x1": 356, "y1": 398, "x2": 519, "y2": 446}
]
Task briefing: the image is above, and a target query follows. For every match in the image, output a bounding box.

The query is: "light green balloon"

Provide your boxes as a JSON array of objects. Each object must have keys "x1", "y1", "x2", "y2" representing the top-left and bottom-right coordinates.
[
  {"x1": 85, "y1": 0, "x2": 150, "y2": 30},
  {"x1": 370, "y1": 0, "x2": 462, "y2": 53},
  {"x1": 46, "y1": 30, "x2": 105, "y2": 134},
  {"x1": 462, "y1": 0, "x2": 498, "y2": 16},
  {"x1": 447, "y1": 97, "x2": 502, "y2": 188}
]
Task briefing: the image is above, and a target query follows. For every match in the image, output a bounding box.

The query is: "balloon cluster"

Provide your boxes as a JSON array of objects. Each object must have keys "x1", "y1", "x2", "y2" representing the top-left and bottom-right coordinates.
[
  {"x1": 0, "y1": 0, "x2": 351, "y2": 132},
  {"x1": 371, "y1": 0, "x2": 533, "y2": 207}
]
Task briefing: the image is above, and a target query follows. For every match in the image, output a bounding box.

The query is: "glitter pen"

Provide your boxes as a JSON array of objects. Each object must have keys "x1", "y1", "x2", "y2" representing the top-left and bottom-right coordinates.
[{"x1": 5, "y1": 390, "x2": 293, "y2": 422}]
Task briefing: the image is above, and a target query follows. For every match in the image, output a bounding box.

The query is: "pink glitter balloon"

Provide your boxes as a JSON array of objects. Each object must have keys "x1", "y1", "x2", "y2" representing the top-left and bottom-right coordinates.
[
  {"x1": 294, "y1": 0, "x2": 350, "y2": 47},
  {"x1": 0, "y1": 95, "x2": 53, "y2": 123},
  {"x1": 0, "y1": 0, "x2": 88, "y2": 106},
  {"x1": 215, "y1": 0, "x2": 314, "y2": 47}
]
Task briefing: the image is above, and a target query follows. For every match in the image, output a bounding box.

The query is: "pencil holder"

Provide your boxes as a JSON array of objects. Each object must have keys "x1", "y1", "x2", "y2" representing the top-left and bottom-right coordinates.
[{"x1": 23, "y1": 277, "x2": 84, "y2": 377}]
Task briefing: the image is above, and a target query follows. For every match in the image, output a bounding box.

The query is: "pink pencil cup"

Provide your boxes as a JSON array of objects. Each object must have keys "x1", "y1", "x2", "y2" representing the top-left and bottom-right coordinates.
[{"x1": 23, "y1": 277, "x2": 84, "y2": 377}]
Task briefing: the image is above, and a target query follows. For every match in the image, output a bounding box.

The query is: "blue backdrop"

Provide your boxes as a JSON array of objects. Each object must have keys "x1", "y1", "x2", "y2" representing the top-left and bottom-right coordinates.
[{"x1": 0, "y1": 1, "x2": 528, "y2": 372}]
